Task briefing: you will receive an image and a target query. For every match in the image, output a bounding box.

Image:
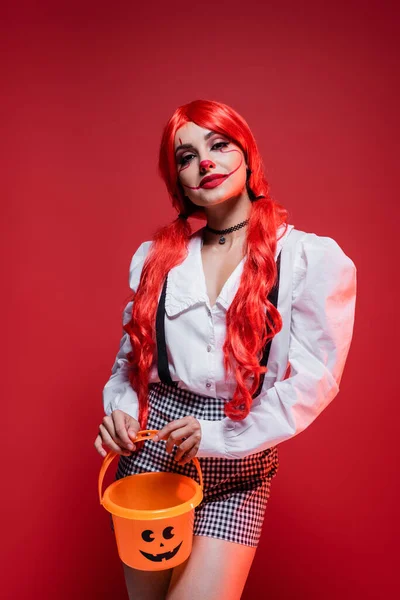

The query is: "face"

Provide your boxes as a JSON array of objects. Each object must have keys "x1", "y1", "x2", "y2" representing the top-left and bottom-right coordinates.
[{"x1": 174, "y1": 121, "x2": 248, "y2": 208}]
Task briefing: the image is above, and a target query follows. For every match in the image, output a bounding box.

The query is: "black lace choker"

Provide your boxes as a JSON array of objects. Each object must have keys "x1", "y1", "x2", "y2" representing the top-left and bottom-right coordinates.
[{"x1": 205, "y1": 219, "x2": 249, "y2": 244}]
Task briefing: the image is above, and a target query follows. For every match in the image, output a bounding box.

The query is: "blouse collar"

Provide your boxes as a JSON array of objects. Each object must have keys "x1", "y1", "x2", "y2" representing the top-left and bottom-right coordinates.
[{"x1": 165, "y1": 223, "x2": 294, "y2": 317}]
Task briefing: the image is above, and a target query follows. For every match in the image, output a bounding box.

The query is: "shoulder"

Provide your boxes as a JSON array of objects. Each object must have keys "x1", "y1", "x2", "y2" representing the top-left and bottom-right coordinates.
[
  {"x1": 294, "y1": 229, "x2": 356, "y2": 270},
  {"x1": 129, "y1": 240, "x2": 153, "y2": 292},
  {"x1": 290, "y1": 229, "x2": 357, "y2": 299}
]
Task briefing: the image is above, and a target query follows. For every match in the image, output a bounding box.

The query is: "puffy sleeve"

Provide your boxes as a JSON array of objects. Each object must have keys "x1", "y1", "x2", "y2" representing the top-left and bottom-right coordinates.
[
  {"x1": 196, "y1": 233, "x2": 357, "y2": 459},
  {"x1": 102, "y1": 241, "x2": 152, "y2": 420}
]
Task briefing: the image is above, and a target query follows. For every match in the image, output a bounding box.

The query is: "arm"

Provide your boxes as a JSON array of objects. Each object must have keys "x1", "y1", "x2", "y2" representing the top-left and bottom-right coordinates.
[
  {"x1": 102, "y1": 241, "x2": 152, "y2": 420},
  {"x1": 196, "y1": 233, "x2": 357, "y2": 459}
]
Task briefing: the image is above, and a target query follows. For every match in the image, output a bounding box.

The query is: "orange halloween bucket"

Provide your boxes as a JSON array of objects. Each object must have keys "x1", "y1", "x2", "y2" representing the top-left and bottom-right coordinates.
[{"x1": 98, "y1": 429, "x2": 204, "y2": 571}]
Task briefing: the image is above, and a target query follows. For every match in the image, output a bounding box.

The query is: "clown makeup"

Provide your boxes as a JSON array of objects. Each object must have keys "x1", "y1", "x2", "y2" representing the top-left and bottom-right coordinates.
[{"x1": 174, "y1": 122, "x2": 248, "y2": 208}]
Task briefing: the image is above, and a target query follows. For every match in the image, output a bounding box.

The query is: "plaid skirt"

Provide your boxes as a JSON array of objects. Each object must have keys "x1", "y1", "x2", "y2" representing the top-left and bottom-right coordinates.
[{"x1": 111, "y1": 381, "x2": 279, "y2": 547}]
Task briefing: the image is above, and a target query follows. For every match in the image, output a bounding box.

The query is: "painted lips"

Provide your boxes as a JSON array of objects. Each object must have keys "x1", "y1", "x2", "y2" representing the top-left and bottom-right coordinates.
[{"x1": 200, "y1": 176, "x2": 227, "y2": 189}]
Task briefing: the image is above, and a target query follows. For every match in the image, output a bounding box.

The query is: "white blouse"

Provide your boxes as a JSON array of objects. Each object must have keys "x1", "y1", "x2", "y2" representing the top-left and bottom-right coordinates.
[{"x1": 103, "y1": 224, "x2": 357, "y2": 459}]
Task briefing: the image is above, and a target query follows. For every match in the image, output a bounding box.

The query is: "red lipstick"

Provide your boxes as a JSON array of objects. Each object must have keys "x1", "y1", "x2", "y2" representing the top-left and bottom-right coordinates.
[{"x1": 200, "y1": 174, "x2": 227, "y2": 188}]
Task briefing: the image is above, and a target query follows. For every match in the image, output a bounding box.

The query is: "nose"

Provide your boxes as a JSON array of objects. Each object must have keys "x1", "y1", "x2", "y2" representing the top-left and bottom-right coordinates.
[{"x1": 199, "y1": 159, "x2": 215, "y2": 172}]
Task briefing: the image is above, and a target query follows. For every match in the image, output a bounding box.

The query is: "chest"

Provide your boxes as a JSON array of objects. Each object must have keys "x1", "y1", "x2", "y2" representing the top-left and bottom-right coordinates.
[{"x1": 201, "y1": 244, "x2": 246, "y2": 308}]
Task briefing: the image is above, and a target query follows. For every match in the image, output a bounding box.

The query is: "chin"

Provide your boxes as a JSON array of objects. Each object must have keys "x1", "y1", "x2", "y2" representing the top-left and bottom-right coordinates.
[{"x1": 203, "y1": 184, "x2": 244, "y2": 202}]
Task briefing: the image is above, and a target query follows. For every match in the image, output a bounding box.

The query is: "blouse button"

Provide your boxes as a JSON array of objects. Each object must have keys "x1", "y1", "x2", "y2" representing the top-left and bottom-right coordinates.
[
  {"x1": 206, "y1": 382, "x2": 211, "y2": 388},
  {"x1": 207, "y1": 345, "x2": 212, "y2": 352}
]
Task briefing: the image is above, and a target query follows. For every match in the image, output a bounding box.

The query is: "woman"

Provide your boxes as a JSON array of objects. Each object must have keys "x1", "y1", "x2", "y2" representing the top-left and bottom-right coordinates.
[{"x1": 94, "y1": 99, "x2": 357, "y2": 600}]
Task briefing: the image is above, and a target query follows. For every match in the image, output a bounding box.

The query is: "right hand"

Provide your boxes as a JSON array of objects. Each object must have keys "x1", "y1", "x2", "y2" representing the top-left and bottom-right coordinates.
[{"x1": 94, "y1": 410, "x2": 141, "y2": 458}]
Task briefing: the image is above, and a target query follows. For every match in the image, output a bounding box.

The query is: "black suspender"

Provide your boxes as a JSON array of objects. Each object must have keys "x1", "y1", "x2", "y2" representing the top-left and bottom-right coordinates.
[
  {"x1": 156, "y1": 276, "x2": 177, "y2": 386},
  {"x1": 155, "y1": 250, "x2": 282, "y2": 398}
]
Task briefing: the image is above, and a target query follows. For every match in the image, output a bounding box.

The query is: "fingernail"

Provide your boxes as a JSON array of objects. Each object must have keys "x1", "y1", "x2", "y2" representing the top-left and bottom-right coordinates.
[
  {"x1": 127, "y1": 443, "x2": 133, "y2": 449},
  {"x1": 153, "y1": 435, "x2": 159, "y2": 442}
]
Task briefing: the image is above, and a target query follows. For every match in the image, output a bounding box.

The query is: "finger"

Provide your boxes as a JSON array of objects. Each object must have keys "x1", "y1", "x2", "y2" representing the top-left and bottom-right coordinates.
[
  {"x1": 112, "y1": 411, "x2": 136, "y2": 451},
  {"x1": 102, "y1": 414, "x2": 135, "y2": 452},
  {"x1": 177, "y1": 444, "x2": 199, "y2": 465},
  {"x1": 174, "y1": 436, "x2": 193, "y2": 461},
  {"x1": 165, "y1": 425, "x2": 193, "y2": 454},
  {"x1": 153, "y1": 417, "x2": 190, "y2": 442},
  {"x1": 99, "y1": 424, "x2": 132, "y2": 456},
  {"x1": 94, "y1": 434, "x2": 108, "y2": 458}
]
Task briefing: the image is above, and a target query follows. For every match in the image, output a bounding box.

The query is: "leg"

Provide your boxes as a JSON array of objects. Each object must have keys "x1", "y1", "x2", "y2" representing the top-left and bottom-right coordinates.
[
  {"x1": 122, "y1": 561, "x2": 173, "y2": 600},
  {"x1": 166, "y1": 535, "x2": 258, "y2": 600}
]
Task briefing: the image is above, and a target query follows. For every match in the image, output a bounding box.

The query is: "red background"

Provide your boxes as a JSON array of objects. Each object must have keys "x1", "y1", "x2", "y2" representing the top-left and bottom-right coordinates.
[{"x1": 2, "y1": 2, "x2": 398, "y2": 598}]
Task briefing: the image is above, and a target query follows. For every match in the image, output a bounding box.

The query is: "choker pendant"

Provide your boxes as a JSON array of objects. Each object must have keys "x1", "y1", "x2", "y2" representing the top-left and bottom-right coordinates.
[{"x1": 205, "y1": 218, "x2": 250, "y2": 245}]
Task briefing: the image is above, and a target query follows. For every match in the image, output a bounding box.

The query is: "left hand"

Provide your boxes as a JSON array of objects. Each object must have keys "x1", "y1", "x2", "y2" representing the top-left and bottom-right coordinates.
[{"x1": 153, "y1": 416, "x2": 201, "y2": 465}]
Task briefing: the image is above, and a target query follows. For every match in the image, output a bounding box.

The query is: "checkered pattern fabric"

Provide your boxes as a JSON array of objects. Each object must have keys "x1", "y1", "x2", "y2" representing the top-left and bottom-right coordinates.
[{"x1": 111, "y1": 381, "x2": 279, "y2": 547}]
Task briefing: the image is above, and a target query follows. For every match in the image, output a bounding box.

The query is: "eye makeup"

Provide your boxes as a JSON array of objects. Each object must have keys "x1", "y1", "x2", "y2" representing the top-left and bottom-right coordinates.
[
  {"x1": 177, "y1": 141, "x2": 230, "y2": 166},
  {"x1": 175, "y1": 130, "x2": 219, "y2": 155}
]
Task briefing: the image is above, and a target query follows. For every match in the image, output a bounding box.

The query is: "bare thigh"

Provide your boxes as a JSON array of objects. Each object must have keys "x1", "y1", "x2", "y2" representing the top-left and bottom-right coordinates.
[
  {"x1": 166, "y1": 535, "x2": 258, "y2": 600},
  {"x1": 122, "y1": 562, "x2": 173, "y2": 600}
]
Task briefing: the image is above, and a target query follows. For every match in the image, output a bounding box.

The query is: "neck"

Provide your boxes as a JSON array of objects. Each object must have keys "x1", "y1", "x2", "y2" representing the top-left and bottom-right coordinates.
[
  {"x1": 204, "y1": 193, "x2": 251, "y2": 230},
  {"x1": 202, "y1": 226, "x2": 248, "y2": 250},
  {"x1": 202, "y1": 211, "x2": 251, "y2": 249}
]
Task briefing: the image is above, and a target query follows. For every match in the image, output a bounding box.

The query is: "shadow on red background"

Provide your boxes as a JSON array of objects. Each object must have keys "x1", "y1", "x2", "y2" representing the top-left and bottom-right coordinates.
[{"x1": 2, "y1": 2, "x2": 398, "y2": 598}]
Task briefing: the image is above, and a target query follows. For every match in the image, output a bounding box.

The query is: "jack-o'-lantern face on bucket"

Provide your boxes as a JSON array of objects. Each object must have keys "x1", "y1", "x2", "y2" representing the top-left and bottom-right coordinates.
[{"x1": 139, "y1": 525, "x2": 183, "y2": 563}]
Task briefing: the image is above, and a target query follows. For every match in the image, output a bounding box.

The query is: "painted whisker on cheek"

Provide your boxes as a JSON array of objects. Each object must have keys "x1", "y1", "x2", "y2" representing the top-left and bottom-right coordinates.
[
  {"x1": 221, "y1": 150, "x2": 243, "y2": 178},
  {"x1": 184, "y1": 152, "x2": 243, "y2": 190}
]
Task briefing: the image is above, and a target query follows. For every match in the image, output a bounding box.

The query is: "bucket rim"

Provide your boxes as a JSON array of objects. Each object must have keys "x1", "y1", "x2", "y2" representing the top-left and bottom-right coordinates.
[{"x1": 101, "y1": 471, "x2": 204, "y2": 520}]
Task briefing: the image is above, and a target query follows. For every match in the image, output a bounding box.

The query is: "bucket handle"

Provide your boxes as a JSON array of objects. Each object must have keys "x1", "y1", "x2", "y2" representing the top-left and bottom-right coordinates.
[{"x1": 98, "y1": 429, "x2": 204, "y2": 505}]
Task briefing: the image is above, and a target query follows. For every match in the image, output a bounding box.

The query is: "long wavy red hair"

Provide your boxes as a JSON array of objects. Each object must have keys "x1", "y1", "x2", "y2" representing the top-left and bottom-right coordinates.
[{"x1": 123, "y1": 99, "x2": 289, "y2": 433}]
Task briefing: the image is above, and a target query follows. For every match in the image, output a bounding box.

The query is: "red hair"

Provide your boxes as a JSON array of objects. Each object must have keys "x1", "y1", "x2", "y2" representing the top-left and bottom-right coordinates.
[{"x1": 123, "y1": 99, "x2": 289, "y2": 433}]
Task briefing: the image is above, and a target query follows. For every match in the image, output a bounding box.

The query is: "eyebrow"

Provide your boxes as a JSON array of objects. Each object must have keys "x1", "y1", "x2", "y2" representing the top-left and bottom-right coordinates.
[{"x1": 175, "y1": 130, "x2": 219, "y2": 154}]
